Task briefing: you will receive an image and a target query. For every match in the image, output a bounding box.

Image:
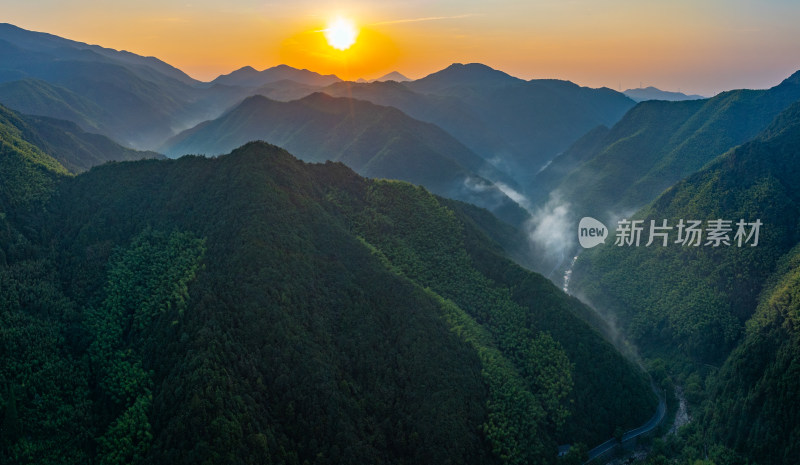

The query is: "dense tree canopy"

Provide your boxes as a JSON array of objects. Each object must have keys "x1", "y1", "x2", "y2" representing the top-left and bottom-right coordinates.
[{"x1": 0, "y1": 131, "x2": 655, "y2": 464}]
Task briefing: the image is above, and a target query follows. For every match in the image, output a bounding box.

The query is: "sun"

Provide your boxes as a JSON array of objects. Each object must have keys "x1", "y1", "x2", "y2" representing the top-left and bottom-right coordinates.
[{"x1": 324, "y1": 17, "x2": 359, "y2": 51}]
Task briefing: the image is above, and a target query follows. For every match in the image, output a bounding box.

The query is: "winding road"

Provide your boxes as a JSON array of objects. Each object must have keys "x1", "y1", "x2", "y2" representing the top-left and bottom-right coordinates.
[
  {"x1": 561, "y1": 256, "x2": 668, "y2": 462},
  {"x1": 585, "y1": 387, "x2": 667, "y2": 462}
]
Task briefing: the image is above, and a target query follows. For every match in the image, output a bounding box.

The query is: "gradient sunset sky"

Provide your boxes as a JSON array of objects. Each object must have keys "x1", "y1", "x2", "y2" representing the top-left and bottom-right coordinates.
[{"x1": 5, "y1": 0, "x2": 800, "y2": 96}]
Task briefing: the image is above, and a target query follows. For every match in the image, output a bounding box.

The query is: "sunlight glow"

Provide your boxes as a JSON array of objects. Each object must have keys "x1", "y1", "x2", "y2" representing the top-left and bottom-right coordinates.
[{"x1": 324, "y1": 17, "x2": 358, "y2": 50}]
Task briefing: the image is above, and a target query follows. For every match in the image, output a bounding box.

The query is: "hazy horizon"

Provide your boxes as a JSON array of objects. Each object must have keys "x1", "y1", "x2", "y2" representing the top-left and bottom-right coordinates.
[{"x1": 4, "y1": 0, "x2": 800, "y2": 96}]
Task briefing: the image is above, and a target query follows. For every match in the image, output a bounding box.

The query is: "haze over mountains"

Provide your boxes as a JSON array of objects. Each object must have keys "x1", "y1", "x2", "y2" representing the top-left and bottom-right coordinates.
[
  {"x1": 0, "y1": 23, "x2": 249, "y2": 149},
  {"x1": 321, "y1": 64, "x2": 635, "y2": 187},
  {"x1": 0, "y1": 23, "x2": 645, "y2": 231},
  {"x1": 371, "y1": 71, "x2": 411, "y2": 82},
  {"x1": 525, "y1": 70, "x2": 800, "y2": 273},
  {"x1": 161, "y1": 92, "x2": 528, "y2": 226},
  {"x1": 0, "y1": 103, "x2": 161, "y2": 174},
  {"x1": 0, "y1": 23, "x2": 635, "y2": 171},
  {"x1": 3, "y1": 20, "x2": 800, "y2": 465}
]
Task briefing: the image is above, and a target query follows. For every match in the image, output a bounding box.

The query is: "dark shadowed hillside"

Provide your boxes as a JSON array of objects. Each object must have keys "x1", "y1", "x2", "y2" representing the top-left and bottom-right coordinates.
[
  {"x1": 701, "y1": 243, "x2": 800, "y2": 465},
  {"x1": 0, "y1": 137, "x2": 656, "y2": 464}
]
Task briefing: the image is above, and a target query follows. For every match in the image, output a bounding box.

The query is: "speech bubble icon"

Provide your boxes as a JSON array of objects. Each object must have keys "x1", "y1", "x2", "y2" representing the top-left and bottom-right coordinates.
[{"x1": 578, "y1": 217, "x2": 608, "y2": 248}]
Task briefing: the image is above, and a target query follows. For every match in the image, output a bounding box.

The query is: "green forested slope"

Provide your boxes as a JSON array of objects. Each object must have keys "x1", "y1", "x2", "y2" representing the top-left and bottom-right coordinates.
[
  {"x1": 570, "y1": 101, "x2": 800, "y2": 465},
  {"x1": 572, "y1": 101, "x2": 800, "y2": 365},
  {"x1": 19, "y1": 115, "x2": 163, "y2": 173},
  {"x1": 702, "y1": 244, "x2": 800, "y2": 465},
  {"x1": 1, "y1": 141, "x2": 655, "y2": 464},
  {"x1": 0, "y1": 103, "x2": 67, "y2": 214},
  {"x1": 536, "y1": 70, "x2": 800, "y2": 220},
  {"x1": 0, "y1": 78, "x2": 109, "y2": 136},
  {"x1": 0, "y1": 103, "x2": 161, "y2": 176},
  {"x1": 0, "y1": 102, "x2": 87, "y2": 462}
]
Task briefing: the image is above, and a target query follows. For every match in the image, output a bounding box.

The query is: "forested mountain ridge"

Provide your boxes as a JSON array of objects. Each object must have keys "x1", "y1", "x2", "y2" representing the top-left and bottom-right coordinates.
[
  {"x1": 535, "y1": 70, "x2": 800, "y2": 222},
  {"x1": 0, "y1": 140, "x2": 656, "y2": 464},
  {"x1": 569, "y1": 100, "x2": 800, "y2": 464},
  {"x1": 571, "y1": 100, "x2": 800, "y2": 365},
  {"x1": 0, "y1": 103, "x2": 69, "y2": 215},
  {"x1": 0, "y1": 103, "x2": 162, "y2": 174},
  {"x1": 161, "y1": 92, "x2": 529, "y2": 227},
  {"x1": 701, "y1": 243, "x2": 800, "y2": 465}
]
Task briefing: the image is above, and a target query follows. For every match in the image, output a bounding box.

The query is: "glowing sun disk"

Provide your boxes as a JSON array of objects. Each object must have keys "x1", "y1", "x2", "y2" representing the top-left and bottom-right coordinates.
[{"x1": 324, "y1": 17, "x2": 358, "y2": 50}]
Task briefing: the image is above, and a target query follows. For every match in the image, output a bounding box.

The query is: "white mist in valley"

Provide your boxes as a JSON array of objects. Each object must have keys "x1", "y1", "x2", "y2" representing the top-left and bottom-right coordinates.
[
  {"x1": 488, "y1": 182, "x2": 575, "y2": 279},
  {"x1": 494, "y1": 182, "x2": 533, "y2": 212},
  {"x1": 526, "y1": 192, "x2": 574, "y2": 265}
]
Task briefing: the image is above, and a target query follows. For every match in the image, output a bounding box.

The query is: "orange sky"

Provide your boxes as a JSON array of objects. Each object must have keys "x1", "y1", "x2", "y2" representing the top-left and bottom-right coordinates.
[{"x1": 4, "y1": 0, "x2": 800, "y2": 95}]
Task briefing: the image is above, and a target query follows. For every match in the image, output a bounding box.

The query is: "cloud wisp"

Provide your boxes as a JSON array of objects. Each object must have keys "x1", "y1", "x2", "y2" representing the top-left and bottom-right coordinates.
[{"x1": 369, "y1": 14, "x2": 479, "y2": 27}]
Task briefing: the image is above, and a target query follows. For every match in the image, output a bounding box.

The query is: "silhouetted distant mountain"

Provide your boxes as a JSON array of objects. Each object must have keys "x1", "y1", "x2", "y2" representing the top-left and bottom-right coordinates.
[
  {"x1": 0, "y1": 23, "x2": 196, "y2": 86},
  {"x1": 371, "y1": 71, "x2": 411, "y2": 82},
  {"x1": 0, "y1": 25, "x2": 634, "y2": 181},
  {"x1": 211, "y1": 64, "x2": 341, "y2": 88},
  {"x1": 623, "y1": 86, "x2": 706, "y2": 102},
  {"x1": 408, "y1": 63, "x2": 522, "y2": 93},
  {"x1": 161, "y1": 93, "x2": 528, "y2": 225},
  {"x1": 0, "y1": 23, "x2": 249, "y2": 149},
  {"x1": 323, "y1": 65, "x2": 635, "y2": 188},
  {"x1": 321, "y1": 79, "x2": 518, "y2": 170}
]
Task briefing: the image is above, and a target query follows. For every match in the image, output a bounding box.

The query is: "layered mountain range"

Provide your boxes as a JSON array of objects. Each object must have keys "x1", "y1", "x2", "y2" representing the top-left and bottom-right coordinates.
[
  {"x1": 2, "y1": 20, "x2": 800, "y2": 465},
  {"x1": 0, "y1": 101, "x2": 655, "y2": 463}
]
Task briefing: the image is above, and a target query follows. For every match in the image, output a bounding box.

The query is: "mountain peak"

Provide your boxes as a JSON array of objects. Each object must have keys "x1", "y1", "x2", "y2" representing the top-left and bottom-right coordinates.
[
  {"x1": 215, "y1": 66, "x2": 260, "y2": 82},
  {"x1": 778, "y1": 69, "x2": 800, "y2": 87},
  {"x1": 409, "y1": 63, "x2": 521, "y2": 93},
  {"x1": 212, "y1": 64, "x2": 341, "y2": 88},
  {"x1": 371, "y1": 71, "x2": 411, "y2": 82},
  {"x1": 236, "y1": 65, "x2": 259, "y2": 73},
  {"x1": 439, "y1": 62, "x2": 518, "y2": 80}
]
